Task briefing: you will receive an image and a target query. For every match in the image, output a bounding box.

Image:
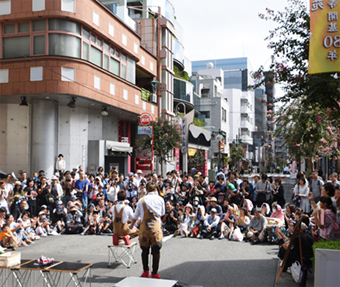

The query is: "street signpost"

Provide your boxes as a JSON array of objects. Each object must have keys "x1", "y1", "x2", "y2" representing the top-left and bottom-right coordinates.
[{"x1": 138, "y1": 113, "x2": 154, "y2": 172}]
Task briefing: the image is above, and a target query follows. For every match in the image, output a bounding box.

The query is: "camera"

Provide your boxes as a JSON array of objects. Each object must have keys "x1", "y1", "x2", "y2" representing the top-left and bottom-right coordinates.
[{"x1": 128, "y1": 181, "x2": 133, "y2": 191}]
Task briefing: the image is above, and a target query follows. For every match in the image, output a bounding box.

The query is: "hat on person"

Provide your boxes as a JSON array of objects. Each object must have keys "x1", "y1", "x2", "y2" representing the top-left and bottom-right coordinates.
[
  {"x1": 56, "y1": 206, "x2": 63, "y2": 212},
  {"x1": 136, "y1": 169, "x2": 143, "y2": 174},
  {"x1": 74, "y1": 201, "x2": 81, "y2": 206},
  {"x1": 56, "y1": 200, "x2": 63, "y2": 205},
  {"x1": 14, "y1": 181, "x2": 22, "y2": 186},
  {"x1": 128, "y1": 172, "x2": 134, "y2": 176},
  {"x1": 19, "y1": 170, "x2": 26, "y2": 175},
  {"x1": 210, "y1": 197, "x2": 217, "y2": 202},
  {"x1": 70, "y1": 195, "x2": 77, "y2": 200},
  {"x1": 211, "y1": 208, "x2": 217, "y2": 213},
  {"x1": 255, "y1": 208, "x2": 262, "y2": 213},
  {"x1": 38, "y1": 211, "x2": 45, "y2": 216},
  {"x1": 55, "y1": 172, "x2": 60, "y2": 177},
  {"x1": 184, "y1": 203, "x2": 193, "y2": 211},
  {"x1": 40, "y1": 205, "x2": 47, "y2": 210},
  {"x1": 182, "y1": 182, "x2": 188, "y2": 188},
  {"x1": 51, "y1": 176, "x2": 58, "y2": 180},
  {"x1": 17, "y1": 218, "x2": 23, "y2": 222},
  {"x1": 193, "y1": 196, "x2": 199, "y2": 202}
]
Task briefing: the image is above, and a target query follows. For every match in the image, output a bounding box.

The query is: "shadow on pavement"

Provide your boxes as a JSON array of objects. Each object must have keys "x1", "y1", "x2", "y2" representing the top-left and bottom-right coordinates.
[{"x1": 159, "y1": 258, "x2": 279, "y2": 287}]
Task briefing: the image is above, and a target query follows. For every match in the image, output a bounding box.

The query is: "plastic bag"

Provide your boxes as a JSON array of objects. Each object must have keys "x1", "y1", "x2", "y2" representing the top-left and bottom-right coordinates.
[
  {"x1": 232, "y1": 227, "x2": 244, "y2": 242},
  {"x1": 291, "y1": 261, "x2": 301, "y2": 283}
]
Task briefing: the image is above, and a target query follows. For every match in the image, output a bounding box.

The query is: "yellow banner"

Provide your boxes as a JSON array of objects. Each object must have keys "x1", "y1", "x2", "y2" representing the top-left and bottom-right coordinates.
[
  {"x1": 308, "y1": 0, "x2": 340, "y2": 74},
  {"x1": 188, "y1": 148, "x2": 197, "y2": 156}
]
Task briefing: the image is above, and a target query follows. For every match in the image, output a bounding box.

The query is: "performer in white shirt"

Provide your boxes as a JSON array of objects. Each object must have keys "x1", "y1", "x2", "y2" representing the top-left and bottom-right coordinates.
[
  {"x1": 55, "y1": 154, "x2": 66, "y2": 173},
  {"x1": 130, "y1": 181, "x2": 165, "y2": 279}
]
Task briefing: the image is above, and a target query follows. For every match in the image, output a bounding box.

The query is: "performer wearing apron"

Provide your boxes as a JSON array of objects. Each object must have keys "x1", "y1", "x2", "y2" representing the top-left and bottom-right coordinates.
[
  {"x1": 112, "y1": 190, "x2": 138, "y2": 245},
  {"x1": 130, "y1": 181, "x2": 165, "y2": 279}
]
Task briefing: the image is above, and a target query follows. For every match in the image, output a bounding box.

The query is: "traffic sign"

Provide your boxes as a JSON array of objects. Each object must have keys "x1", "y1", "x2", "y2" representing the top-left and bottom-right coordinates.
[
  {"x1": 138, "y1": 125, "x2": 153, "y2": 135},
  {"x1": 139, "y1": 114, "x2": 152, "y2": 126}
]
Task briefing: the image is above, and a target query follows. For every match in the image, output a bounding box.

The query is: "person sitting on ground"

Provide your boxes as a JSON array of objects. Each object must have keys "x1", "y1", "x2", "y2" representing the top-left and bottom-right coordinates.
[
  {"x1": 284, "y1": 204, "x2": 295, "y2": 228},
  {"x1": 261, "y1": 203, "x2": 271, "y2": 217},
  {"x1": 247, "y1": 209, "x2": 267, "y2": 244},
  {"x1": 177, "y1": 203, "x2": 194, "y2": 237},
  {"x1": 0, "y1": 223, "x2": 21, "y2": 250},
  {"x1": 219, "y1": 206, "x2": 235, "y2": 240},
  {"x1": 35, "y1": 211, "x2": 50, "y2": 236},
  {"x1": 206, "y1": 197, "x2": 223, "y2": 218},
  {"x1": 162, "y1": 201, "x2": 179, "y2": 235},
  {"x1": 51, "y1": 206, "x2": 66, "y2": 234},
  {"x1": 65, "y1": 203, "x2": 83, "y2": 234},
  {"x1": 191, "y1": 197, "x2": 206, "y2": 238},
  {"x1": 243, "y1": 199, "x2": 254, "y2": 219},
  {"x1": 202, "y1": 208, "x2": 220, "y2": 240},
  {"x1": 98, "y1": 212, "x2": 112, "y2": 234},
  {"x1": 226, "y1": 178, "x2": 241, "y2": 206},
  {"x1": 82, "y1": 210, "x2": 100, "y2": 235},
  {"x1": 110, "y1": 190, "x2": 138, "y2": 243},
  {"x1": 313, "y1": 196, "x2": 339, "y2": 240},
  {"x1": 236, "y1": 207, "x2": 250, "y2": 234}
]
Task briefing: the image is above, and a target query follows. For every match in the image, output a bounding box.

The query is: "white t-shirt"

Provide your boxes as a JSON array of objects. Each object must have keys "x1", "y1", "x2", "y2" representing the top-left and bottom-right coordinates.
[
  {"x1": 133, "y1": 192, "x2": 165, "y2": 223},
  {"x1": 111, "y1": 202, "x2": 134, "y2": 224}
]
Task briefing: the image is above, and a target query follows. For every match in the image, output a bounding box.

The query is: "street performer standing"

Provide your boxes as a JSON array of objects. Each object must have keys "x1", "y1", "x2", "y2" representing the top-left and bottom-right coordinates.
[
  {"x1": 130, "y1": 181, "x2": 165, "y2": 279},
  {"x1": 112, "y1": 190, "x2": 138, "y2": 245}
]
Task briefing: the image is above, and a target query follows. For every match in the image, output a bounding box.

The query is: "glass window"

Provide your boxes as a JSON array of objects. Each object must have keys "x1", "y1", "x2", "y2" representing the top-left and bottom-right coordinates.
[
  {"x1": 90, "y1": 46, "x2": 102, "y2": 67},
  {"x1": 33, "y1": 35, "x2": 45, "y2": 55},
  {"x1": 110, "y1": 47, "x2": 114, "y2": 55},
  {"x1": 33, "y1": 20, "x2": 46, "y2": 31},
  {"x1": 82, "y1": 27, "x2": 89, "y2": 40},
  {"x1": 82, "y1": 42, "x2": 89, "y2": 60},
  {"x1": 115, "y1": 50, "x2": 119, "y2": 58},
  {"x1": 110, "y1": 57, "x2": 119, "y2": 76},
  {"x1": 103, "y1": 42, "x2": 109, "y2": 52},
  {"x1": 4, "y1": 24, "x2": 15, "y2": 34},
  {"x1": 3, "y1": 36, "x2": 30, "y2": 59},
  {"x1": 49, "y1": 34, "x2": 80, "y2": 58},
  {"x1": 96, "y1": 38, "x2": 102, "y2": 47},
  {"x1": 104, "y1": 54, "x2": 109, "y2": 70},
  {"x1": 49, "y1": 19, "x2": 80, "y2": 34},
  {"x1": 121, "y1": 64, "x2": 126, "y2": 79},
  {"x1": 91, "y1": 34, "x2": 95, "y2": 43},
  {"x1": 121, "y1": 53, "x2": 126, "y2": 62},
  {"x1": 18, "y1": 23, "x2": 29, "y2": 33}
]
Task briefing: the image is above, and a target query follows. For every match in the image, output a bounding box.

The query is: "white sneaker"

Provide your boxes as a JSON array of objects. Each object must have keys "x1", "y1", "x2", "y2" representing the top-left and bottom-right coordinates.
[
  {"x1": 197, "y1": 233, "x2": 201, "y2": 239},
  {"x1": 287, "y1": 267, "x2": 292, "y2": 274}
]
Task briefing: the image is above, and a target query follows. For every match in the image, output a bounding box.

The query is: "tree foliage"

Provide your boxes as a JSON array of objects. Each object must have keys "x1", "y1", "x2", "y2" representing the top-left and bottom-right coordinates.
[
  {"x1": 250, "y1": 0, "x2": 340, "y2": 163},
  {"x1": 189, "y1": 150, "x2": 206, "y2": 168},
  {"x1": 251, "y1": 0, "x2": 340, "y2": 116},
  {"x1": 230, "y1": 145, "x2": 245, "y2": 167},
  {"x1": 135, "y1": 115, "x2": 182, "y2": 168}
]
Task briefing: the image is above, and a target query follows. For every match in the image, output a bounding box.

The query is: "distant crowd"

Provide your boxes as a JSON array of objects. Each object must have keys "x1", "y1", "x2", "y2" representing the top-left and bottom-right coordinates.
[{"x1": 1, "y1": 160, "x2": 339, "y2": 284}]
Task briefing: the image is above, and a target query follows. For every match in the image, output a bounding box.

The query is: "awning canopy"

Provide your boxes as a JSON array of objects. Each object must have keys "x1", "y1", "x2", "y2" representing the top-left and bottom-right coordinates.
[{"x1": 106, "y1": 141, "x2": 133, "y2": 153}]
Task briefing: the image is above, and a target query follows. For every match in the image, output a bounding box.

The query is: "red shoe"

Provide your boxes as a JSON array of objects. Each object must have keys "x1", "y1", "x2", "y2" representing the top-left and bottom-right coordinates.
[
  {"x1": 141, "y1": 271, "x2": 149, "y2": 278},
  {"x1": 123, "y1": 235, "x2": 131, "y2": 245},
  {"x1": 112, "y1": 234, "x2": 119, "y2": 245},
  {"x1": 151, "y1": 273, "x2": 160, "y2": 279}
]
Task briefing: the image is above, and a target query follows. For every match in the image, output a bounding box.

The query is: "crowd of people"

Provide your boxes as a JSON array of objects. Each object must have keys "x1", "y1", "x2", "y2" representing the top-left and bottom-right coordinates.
[{"x1": 1, "y1": 165, "x2": 339, "y2": 281}]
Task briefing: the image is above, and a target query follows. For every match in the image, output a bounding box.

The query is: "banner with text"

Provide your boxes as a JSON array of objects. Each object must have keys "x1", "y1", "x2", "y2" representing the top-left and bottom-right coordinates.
[{"x1": 308, "y1": 0, "x2": 340, "y2": 74}]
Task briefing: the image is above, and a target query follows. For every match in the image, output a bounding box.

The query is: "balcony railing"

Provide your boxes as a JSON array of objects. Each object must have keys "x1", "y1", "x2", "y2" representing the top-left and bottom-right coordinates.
[
  {"x1": 141, "y1": 88, "x2": 157, "y2": 104},
  {"x1": 241, "y1": 120, "x2": 252, "y2": 130}
]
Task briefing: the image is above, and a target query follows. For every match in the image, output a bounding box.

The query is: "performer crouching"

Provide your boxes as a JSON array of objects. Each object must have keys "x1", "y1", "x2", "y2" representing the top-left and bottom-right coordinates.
[
  {"x1": 129, "y1": 181, "x2": 165, "y2": 279},
  {"x1": 112, "y1": 190, "x2": 138, "y2": 245}
]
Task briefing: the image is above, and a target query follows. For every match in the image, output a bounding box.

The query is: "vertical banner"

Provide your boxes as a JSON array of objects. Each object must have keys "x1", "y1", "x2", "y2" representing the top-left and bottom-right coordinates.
[
  {"x1": 204, "y1": 150, "x2": 208, "y2": 175},
  {"x1": 308, "y1": 0, "x2": 340, "y2": 74}
]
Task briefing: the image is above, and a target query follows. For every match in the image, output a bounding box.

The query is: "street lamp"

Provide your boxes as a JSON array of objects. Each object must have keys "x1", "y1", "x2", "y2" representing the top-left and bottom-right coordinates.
[{"x1": 175, "y1": 102, "x2": 186, "y2": 115}]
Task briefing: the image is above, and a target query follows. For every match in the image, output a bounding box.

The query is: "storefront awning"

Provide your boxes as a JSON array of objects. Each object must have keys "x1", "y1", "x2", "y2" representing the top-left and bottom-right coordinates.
[
  {"x1": 106, "y1": 141, "x2": 133, "y2": 153},
  {"x1": 188, "y1": 125, "x2": 211, "y2": 147}
]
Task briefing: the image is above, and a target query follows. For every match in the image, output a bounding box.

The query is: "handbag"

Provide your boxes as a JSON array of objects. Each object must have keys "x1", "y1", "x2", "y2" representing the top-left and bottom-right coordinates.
[
  {"x1": 65, "y1": 223, "x2": 83, "y2": 234},
  {"x1": 291, "y1": 261, "x2": 301, "y2": 283}
]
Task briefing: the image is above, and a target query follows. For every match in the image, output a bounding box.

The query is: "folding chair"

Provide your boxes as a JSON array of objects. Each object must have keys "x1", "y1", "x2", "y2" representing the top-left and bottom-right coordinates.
[{"x1": 108, "y1": 242, "x2": 137, "y2": 268}]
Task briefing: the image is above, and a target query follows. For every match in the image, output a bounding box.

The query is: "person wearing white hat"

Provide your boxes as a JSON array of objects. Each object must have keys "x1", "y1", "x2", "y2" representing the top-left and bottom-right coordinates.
[
  {"x1": 135, "y1": 169, "x2": 144, "y2": 186},
  {"x1": 202, "y1": 208, "x2": 220, "y2": 240}
]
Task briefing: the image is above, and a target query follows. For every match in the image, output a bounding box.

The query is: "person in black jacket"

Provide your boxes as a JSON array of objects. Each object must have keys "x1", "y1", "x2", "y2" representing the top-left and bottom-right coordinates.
[
  {"x1": 273, "y1": 179, "x2": 286, "y2": 208},
  {"x1": 51, "y1": 206, "x2": 66, "y2": 233}
]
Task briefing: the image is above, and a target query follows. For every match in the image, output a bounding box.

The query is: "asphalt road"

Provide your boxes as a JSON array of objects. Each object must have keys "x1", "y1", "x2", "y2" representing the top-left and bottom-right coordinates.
[{"x1": 4, "y1": 177, "x2": 314, "y2": 287}]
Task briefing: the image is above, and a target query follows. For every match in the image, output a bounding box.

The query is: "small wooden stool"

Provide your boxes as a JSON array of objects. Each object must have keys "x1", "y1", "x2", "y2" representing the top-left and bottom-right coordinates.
[{"x1": 108, "y1": 242, "x2": 137, "y2": 268}]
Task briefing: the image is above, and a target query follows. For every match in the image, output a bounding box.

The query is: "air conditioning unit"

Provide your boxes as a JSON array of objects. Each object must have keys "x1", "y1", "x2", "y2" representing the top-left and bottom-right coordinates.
[{"x1": 150, "y1": 93, "x2": 157, "y2": 104}]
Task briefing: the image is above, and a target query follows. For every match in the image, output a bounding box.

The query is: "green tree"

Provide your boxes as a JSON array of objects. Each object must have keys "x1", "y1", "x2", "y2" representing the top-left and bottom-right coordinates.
[
  {"x1": 230, "y1": 145, "x2": 245, "y2": 168},
  {"x1": 189, "y1": 150, "x2": 205, "y2": 169},
  {"x1": 135, "y1": 115, "x2": 182, "y2": 173},
  {"x1": 251, "y1": 0, "x2": 340, "y2": 116},
  {"x1": 250, "y1": 0, "x2": 340, "y2": 171}
]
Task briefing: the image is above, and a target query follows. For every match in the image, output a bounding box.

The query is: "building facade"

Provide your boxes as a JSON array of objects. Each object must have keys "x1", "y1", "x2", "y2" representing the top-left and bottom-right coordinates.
[{"x1": 0, "y1": 0, "x2": 159, "y2": 176}]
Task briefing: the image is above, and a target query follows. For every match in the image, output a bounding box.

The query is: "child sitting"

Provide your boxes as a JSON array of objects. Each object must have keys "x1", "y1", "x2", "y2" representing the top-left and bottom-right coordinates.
[
  {"x1": 82, "y1": 210, "x2": 100, "y2": 235},
  {"x1": 0, "y1": 223, "x2": 21, "y2": 250}
]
